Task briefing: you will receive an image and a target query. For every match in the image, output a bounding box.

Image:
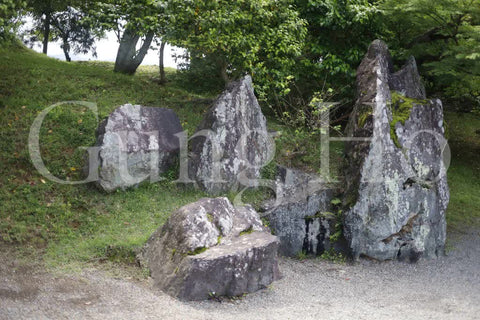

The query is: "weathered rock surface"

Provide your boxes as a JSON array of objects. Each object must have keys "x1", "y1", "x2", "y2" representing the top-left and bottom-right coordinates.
[
  {"x1": 140, "y1": 197, "x2": 280, "y2": 301},
  {"x1": 344, "y1": 40, "x2": 449, "y2": 261},
  {"x1": 263, "y1": 166, "x2": 345, "y2": 257},
  {"x1": 94, "y1": 104, "x2": 182, "y2": 192},
  {"x1": 190, "y1": 75, "x2": 271, "y2": 194}
]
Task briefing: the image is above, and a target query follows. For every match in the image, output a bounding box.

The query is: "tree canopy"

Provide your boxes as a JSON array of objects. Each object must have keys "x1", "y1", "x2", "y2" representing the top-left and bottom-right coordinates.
[
  {"x1": 163, "y1": 0, "x2": 307, "y2": 102},
  {"x1": 0, "y1": 0, "x2": 26, "y2": 41},
  {"x1": 382, "y1": 0, "x2": 480, "y2": 110},
  {"x1": 2, "y1": 0, "x2": 479, "y2": 114}
]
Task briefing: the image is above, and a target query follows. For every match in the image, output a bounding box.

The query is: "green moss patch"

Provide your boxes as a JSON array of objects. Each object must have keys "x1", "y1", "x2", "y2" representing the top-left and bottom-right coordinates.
[
  {"x1": 206, "y1": 213, "x2": 214, "y2": 222},
  {"x1": 239, "y1": 226, "x2": 254, "y2": 236},
  {"x1": 187, "y1": 247, "x2": 208, "y2": 255},
  {"x1": 389, "y1": 91, "x2": 428, "y2": 148}
]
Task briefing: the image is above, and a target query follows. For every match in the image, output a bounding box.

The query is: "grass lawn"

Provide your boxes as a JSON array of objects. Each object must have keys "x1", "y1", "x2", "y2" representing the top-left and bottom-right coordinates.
[
  {"x1": 0, "y1": 44, "x2": 214, "y2": 273},
  {"x1": 444, "y1": 112, "x2": 480, "y2": 231},
  {"x1": 0, "y1": 44, "x2": 478, "y2": 274}
]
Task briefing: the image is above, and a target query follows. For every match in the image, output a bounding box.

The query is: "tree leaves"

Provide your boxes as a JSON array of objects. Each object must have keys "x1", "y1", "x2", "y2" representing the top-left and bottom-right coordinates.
[
  {"x1": 163, "y1": 0, "x2": 307, "y2": 103},
  {"x1": 382, "y1": 0, "x2": 480, "y2": 107}
]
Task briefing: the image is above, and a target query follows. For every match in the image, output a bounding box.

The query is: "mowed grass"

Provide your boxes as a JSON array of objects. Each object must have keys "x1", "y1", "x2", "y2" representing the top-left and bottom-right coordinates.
[
  {"x1": 444, "y1": 112, "x2": 480, "y2": 231},
  {"x1": 0, "y1": 44, "x2": 328, "y2": 272},
  {"x1": 0, "y1": 43, "x2": 213, "y2": 272},
  {"x1": 0, "y1": 43, "x2": 478, "y2": 274}
]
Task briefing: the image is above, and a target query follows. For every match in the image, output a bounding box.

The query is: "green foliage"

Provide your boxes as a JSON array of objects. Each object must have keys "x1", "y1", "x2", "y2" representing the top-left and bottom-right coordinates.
[
  {"x1": 261, "y1": 217, "x2": 270, "y2": 228},
  {"x1": 24, "y1": 0, "x2": 106, "y2": 60},
  {"x1": 319, "y1": 248, "x2": 346, "y2": 263},
  {"x1": 260, "y1": 160, "x2": 277, "y2": 181},
  {"x1": 237, "y1": 187, "x2": 275, "y2": 212},
  {"x1": 357, "y1": 104, "x2": 373, "y2": 128},
  {"x1": 271, "y1": 90, "x2": 345, "y2": 180},
  {"x1": 381, "y1": 0, "x2": 480, "y2": 110},
  {"x1": 0, "y1": 0, "x2": 26, "y2": 41},
  {"x1": 296, "y1": 250, "x2": 308, "y2": 260},
  {"x1": 329, "y1": 198, "x2": 344, "y2": 243},
  {"x1": 49, "y1": 7, "x2": 104, "y2": 61},
  {"x1": 164, "y1": 0, "x2": 307, "y2": 103},
  {"x1": 304, "y1": 211, "x2": 331, "y2": 219},
  {"x1": 282, "y1": 0, "x2": 384, "y2": 114},
  {"x1": 87, "y1": 0, "x2": 162, "y2": 37},
  {"x1": 173, "y1": 53, "x2": 225, "y2": 95},
  {"x1": 331, "y1": 198, "x2": 342, "y2": 206}
]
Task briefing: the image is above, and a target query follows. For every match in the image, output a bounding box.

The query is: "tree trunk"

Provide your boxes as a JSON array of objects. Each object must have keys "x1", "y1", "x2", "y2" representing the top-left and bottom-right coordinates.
[
  {"x1": 159, "y1": 41, "x2": 166, "y2": 84},
  {"x1": 213, "y1": 55, "x2": 230, "y2": 86},
  {"x1": 62, "y1": 39, "x2": 71, "y2": 62},
  {"x1": 219, "y1": 58, "x2": 229, "y2": 86},
  {"x1": 114, "y1": 28, "x2": 154, "y2": 75},
  {"x1": 42, "y1": 11, "x2": 51, "y2": 54}
]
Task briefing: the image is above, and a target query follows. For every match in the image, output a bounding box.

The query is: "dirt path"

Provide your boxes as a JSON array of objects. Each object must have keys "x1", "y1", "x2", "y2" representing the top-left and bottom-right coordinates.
[{"x1": 1, "y1": 229, "x2": 479, "y2": 320}]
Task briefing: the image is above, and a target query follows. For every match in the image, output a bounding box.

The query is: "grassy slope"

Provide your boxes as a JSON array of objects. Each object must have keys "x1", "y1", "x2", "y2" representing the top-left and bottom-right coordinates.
[
  {"x1": 0, "y1": 44, "x2": 213, "y2": 272},
  {"x1": 0, "y1": 44, "x2": 478, "y2": 272}
]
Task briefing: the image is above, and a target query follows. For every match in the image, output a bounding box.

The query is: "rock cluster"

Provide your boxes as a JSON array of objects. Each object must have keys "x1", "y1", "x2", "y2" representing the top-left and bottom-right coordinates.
[
  {"x1": 343, "y1": 40, "x2": 449, "y2": 261},
  {"x1": 92, "y1": 75, "x2": 271, "y2": 197},
  {"x1": 140, "y1": 197, "x2": 280, "y2": 300}
]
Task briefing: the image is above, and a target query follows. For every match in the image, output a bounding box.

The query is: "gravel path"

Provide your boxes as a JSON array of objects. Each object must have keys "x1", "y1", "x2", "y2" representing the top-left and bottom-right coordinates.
[{"x1": 1, "y1": 229, "x2": 479, "y2": 320}]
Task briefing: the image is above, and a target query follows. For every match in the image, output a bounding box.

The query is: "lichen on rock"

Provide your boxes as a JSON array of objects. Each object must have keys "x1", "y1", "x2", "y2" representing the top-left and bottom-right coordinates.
[
  {"x1": 343, "y1": 40, "x2": 449, "y2": 262},
  {"x1": 92, "y1": 104, "x2": 183, "y2": 192},
  {"x1": 139, "y1": 197, "x2": 280, "y2": 300},
  {"x1": 189, "y1": 75, "x2": 272, "y2": 194}
]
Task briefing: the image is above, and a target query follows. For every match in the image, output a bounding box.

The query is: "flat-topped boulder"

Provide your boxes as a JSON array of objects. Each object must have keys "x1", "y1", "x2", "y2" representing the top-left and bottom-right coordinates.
[
  {"x1": 343, "y1": 40, "x2": 449, "y2": 261},
  {"x1": 93, "y1": 104, "x2": 183, "y2": 192},
  {"x1": 189, "y1": 75, "x2": 271, "y2": 194},
  {"x1": 140, "y1": 197, "x2": 280, "y2": 300}
]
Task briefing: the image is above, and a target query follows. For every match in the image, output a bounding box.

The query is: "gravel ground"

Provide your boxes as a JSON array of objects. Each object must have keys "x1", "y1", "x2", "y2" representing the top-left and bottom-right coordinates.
[{"x1": 1, "y1": 229, "x2": 479, "y2": 320}]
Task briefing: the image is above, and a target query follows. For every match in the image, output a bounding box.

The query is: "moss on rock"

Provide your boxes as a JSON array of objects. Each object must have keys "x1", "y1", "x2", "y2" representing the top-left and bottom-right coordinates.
[
  {"x1": 187, "y1": 247, "x2": 208, "y2": 255},
  {"x1": 389, "y1": 91, "x2": 429, "y2": 148},
  {"x1": 239, "y1": 226, "x2": 254, "y2": 236}
]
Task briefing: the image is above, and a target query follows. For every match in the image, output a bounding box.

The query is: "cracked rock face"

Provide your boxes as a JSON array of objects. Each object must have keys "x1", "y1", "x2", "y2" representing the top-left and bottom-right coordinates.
[
  {"x1": 343, "y1": 40, "x2": 449, "y2": 261},
  {"x1": 140, "y1": 197, "x2": 280, "y2": 301},
  {"x1": 263, "y1": 166, "x2": 345, "y2": 257},
  {"x1": 189, "y1": 75, "x2": 271, "y2": 194},
  {"x1": 93, "y1": 104, "x2": 183, "y2": 192}
]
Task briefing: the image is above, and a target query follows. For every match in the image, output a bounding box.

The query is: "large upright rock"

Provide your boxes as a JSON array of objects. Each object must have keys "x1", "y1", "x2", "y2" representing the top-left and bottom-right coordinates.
[
  {"x1": 140, "y1": 197, "x2": 280, "y2": 301},
  {"x1": 190, "y1": 75, "x2": 271, "y2": 194},
  {"x1": 94, "y1": 104, "x2": 183, "y2": 192},
  {"x1": 343, "y1": 40, "x2": 449, "y2": 261}
]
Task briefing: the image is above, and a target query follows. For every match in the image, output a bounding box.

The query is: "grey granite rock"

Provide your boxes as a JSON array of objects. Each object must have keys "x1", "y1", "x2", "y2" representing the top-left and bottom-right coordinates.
[
  {"x1": 140, "y1": 197, "x2": 280, "y2": 301},
  {"x1": 263, "y1": 165, "x2": 344, "y2": 257},
  {"x1": 94, "y1": 104, "x2": 182, "y2": 192},
  {"x1": 189, "y1": 75, "x2": 271, "y2": 194},
  {"x1": 343, "y1": 40, "x2": 449, "y2": 261}
]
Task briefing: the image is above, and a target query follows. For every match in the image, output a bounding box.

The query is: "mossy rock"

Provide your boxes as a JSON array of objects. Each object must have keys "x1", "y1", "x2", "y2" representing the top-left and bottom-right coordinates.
[{"x1": 389, "y1": 91, "x2": 429, "y2": 148}]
